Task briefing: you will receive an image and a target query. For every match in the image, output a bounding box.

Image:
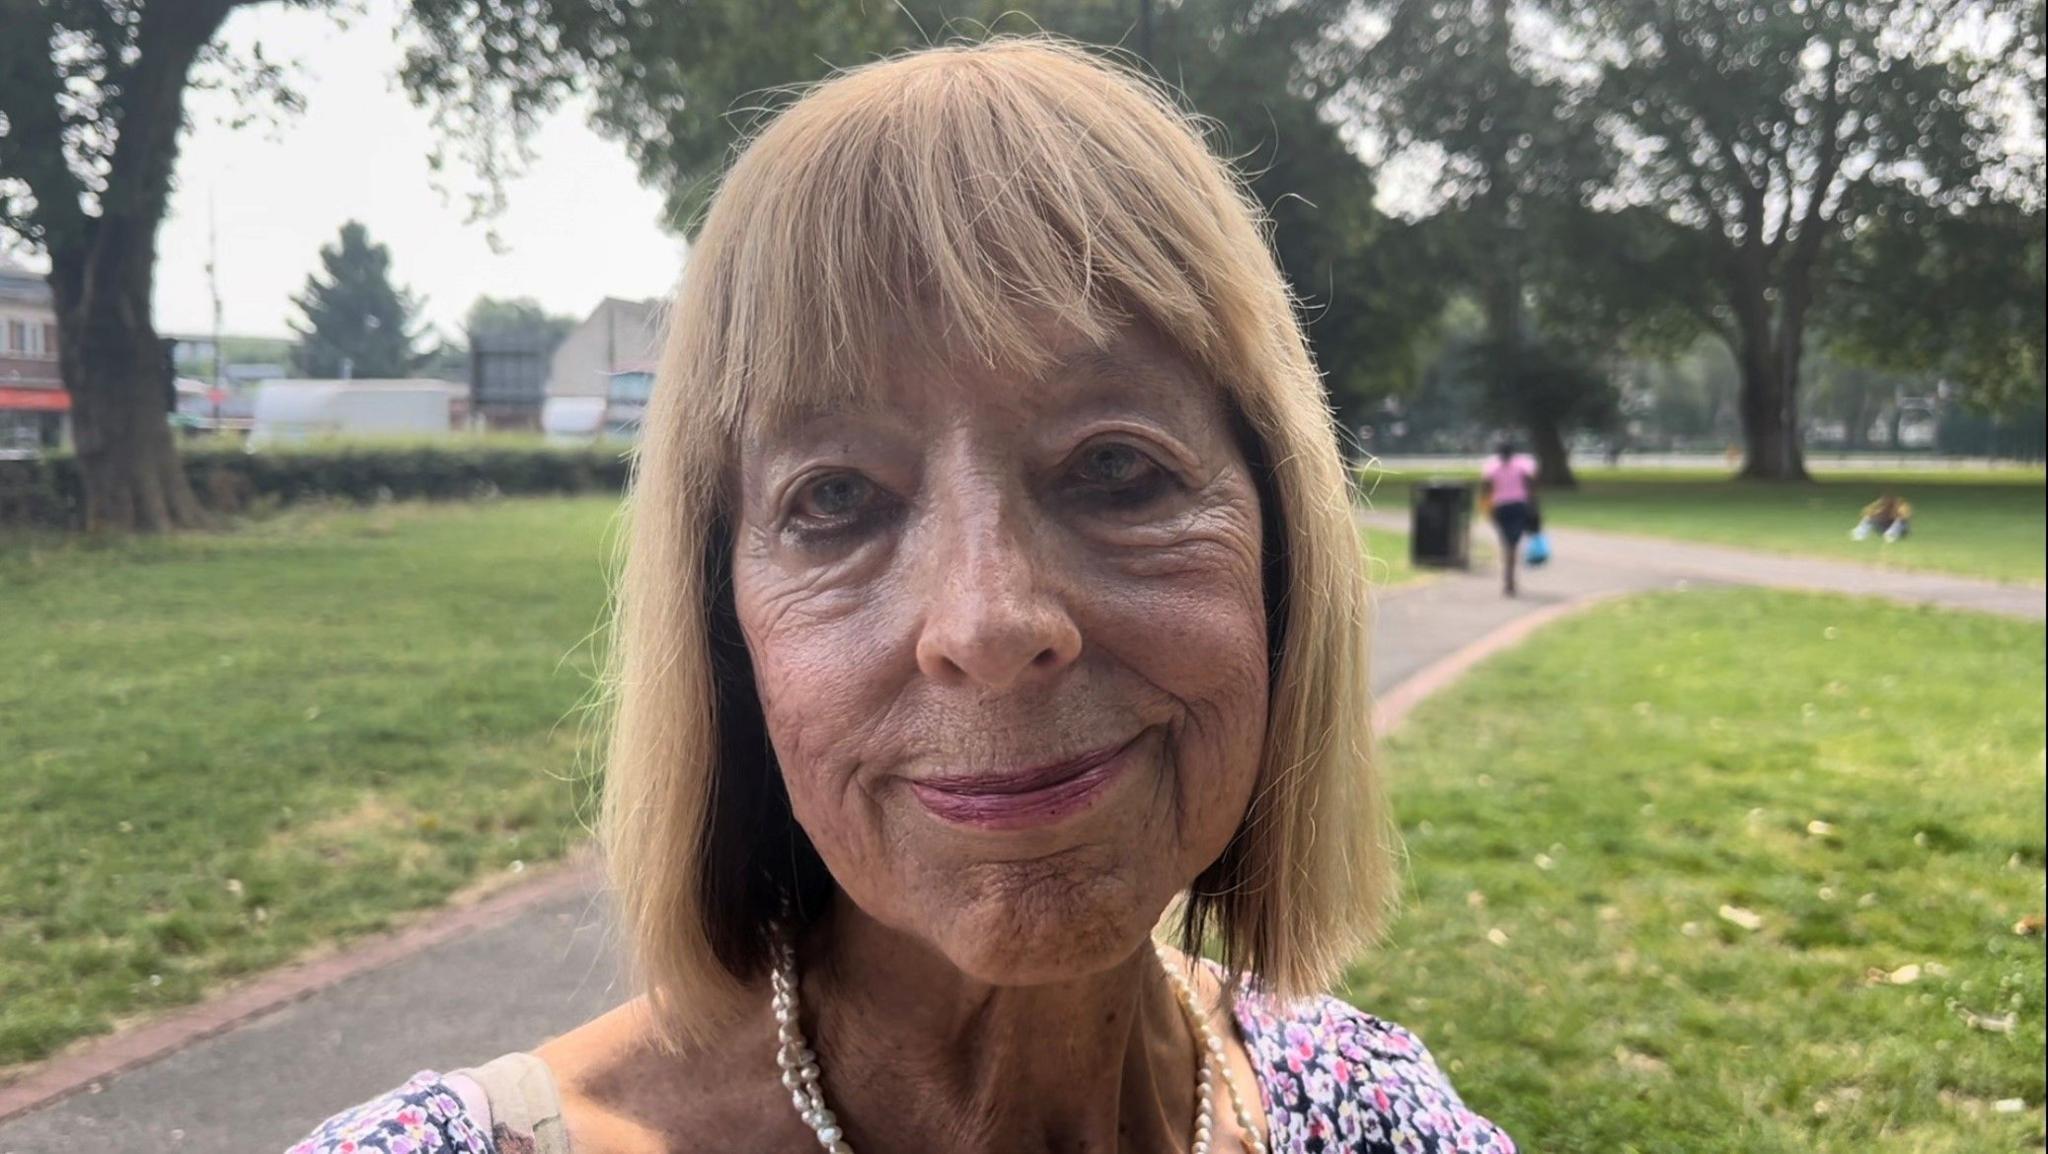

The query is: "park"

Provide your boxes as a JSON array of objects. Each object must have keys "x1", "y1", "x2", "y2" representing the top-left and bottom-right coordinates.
[
  {"x1": 2, "y1": 461, "x2": 2041, "y2": 1150},
  {"x1": 2, "y1": 2, "x2": 2044, "y2": 1152}
]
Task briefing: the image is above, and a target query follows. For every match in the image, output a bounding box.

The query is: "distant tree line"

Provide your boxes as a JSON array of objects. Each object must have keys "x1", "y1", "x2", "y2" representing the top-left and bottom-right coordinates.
[
  {"x1": 2, "y1": 0, "x2": 2039, "y2": 527},
  {"x1": 263, "y1": 217, "x2": 574, "y2": 386}
]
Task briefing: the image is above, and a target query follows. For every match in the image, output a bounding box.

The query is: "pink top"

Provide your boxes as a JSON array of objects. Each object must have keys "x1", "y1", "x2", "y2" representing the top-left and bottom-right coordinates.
[{"x1": 1482, "y1": 453, "x2": 1537, "y2": 505}]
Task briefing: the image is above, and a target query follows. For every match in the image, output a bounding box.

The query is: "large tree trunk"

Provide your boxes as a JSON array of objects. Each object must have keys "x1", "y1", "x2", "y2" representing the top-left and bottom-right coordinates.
[
  {"x1": 1736, "y1": 356, "x2": 1809, "y2": 480},
  {"x1": 51, "y1": 248, "x2": 207, "y2": 532},
  {"x1": 1527, "y1": 416, "x2": 1577, "y2": 489},
  {"x1": 1728, "y1": 272, "x2": 1812, "y2": 482},
  {"x1": 1843, "y1": 369, "x2": 1873, "y2": 451},
  {"x1": 37, "y1": 0, "x2": 233, "y2": 531}
]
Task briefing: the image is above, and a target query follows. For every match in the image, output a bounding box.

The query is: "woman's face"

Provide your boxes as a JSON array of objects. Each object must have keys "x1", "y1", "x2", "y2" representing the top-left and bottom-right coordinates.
[{"x1": 732, "y1": 322, "x2": 1268, "y2": 985}]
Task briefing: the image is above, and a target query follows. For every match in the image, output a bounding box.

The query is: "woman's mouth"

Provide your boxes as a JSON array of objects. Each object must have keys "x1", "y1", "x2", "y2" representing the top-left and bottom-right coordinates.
[{"x1": 908, "y1": 737, "x2": 1141, "y2": 831}]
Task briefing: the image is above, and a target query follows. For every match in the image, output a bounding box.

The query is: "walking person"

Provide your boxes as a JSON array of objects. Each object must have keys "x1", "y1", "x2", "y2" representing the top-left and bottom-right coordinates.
[{"x1": 1482, "y1": 440, "x2": 1539, "y2": 597}]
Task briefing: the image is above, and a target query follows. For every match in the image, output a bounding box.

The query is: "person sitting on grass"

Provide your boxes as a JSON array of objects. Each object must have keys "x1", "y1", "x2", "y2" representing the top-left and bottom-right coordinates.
[{"x1": 1851, "y1": 494, "x2": 1913, "y2": 542}]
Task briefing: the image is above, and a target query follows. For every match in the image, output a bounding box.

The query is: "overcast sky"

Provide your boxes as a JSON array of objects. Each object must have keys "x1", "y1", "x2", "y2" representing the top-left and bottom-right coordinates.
[{"x1": 153, "y1": 0, "x2": 684, "y2": 342}]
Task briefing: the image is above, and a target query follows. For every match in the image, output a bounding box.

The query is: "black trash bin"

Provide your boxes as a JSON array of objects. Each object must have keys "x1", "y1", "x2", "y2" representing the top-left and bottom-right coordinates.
[{"x1": 1410, "y1": 480, "x2": 1474, "y2": 569}]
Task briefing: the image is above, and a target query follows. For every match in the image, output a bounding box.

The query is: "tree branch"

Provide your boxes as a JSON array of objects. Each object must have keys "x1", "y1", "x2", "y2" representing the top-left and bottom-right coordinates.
[
  {"x1": 1786, "y1": 48, "x2": 1849, "y2": 280},
  {"x1": 98, "y1": 0, "x2": 238, "y2": 230},
  {"x1": 0, "y1": 0, "x2": 89, "y2": 249},
  {"x1": 1761, "y1": 113, "x2": 1797, "y2": 254},
  {"x1": 1666, "y1": 135, "x2": 1736, "y2": 255},
  {"x1": 1682, "y1": 292, "x2": 1739, "y2": 350},
  {"x1": 1645, "y1": 6, "x2": 1766, "y2": 231}
]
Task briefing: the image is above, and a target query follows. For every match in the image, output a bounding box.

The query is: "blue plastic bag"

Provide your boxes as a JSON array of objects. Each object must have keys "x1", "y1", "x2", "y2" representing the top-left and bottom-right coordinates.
[{"x1": 1525, "y1": 532, "x2": 1551, "y2": 566}]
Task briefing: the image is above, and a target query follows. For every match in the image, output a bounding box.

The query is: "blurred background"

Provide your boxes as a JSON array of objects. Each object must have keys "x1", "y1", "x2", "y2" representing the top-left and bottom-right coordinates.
[{"x1": 1, "y1": 1, "x2": 2042, "y2": 1150}]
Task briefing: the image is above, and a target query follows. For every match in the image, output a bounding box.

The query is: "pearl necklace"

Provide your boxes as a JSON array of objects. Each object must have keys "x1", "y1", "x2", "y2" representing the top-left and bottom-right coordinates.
[
  {"x1": 1156, "y1": 943, "x2": 1271, "y2": 1154},
  {"x1": 769, "y1": 936, "x2": 1268, "y2": 1153}
]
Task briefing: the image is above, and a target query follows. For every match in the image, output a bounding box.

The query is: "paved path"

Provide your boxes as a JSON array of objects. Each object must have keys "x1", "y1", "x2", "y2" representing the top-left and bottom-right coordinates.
[
  {"x1": 1361, "y1": 512, "x2": 2046, "y2": 620},
  {"x1": 3, "y1": 521, "x2": 2036, "y2": 1153}
]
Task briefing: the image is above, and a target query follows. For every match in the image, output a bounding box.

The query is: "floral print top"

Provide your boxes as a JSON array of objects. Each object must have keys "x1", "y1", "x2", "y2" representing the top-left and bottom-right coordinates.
[
  {"x1": 1230, "y1": 978, "x2": 1515, "y2": 1153},
  {"x1": 285, "y1": 971, "x2": 1515, "y2": 1154}
]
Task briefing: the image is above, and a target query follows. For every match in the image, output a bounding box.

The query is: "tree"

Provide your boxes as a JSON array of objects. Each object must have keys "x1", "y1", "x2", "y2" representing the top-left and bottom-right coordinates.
[
  {"x1": 400, "y1": 0, "x2": 1447, "y2": 426},
  {"x1": 1472, "y1": 333, "x2": 1619, "y2": 477},
  {"x1": 288, "y1": 221, "x2": 428, "y2": 379},
  {"x1": 1350, "y1": 0, "x2": 2042, "y2": 480},
  {"x1": 420, "y1": 295, "x2": 577, "y2": 384},
  {"x1": 1617, "y1": 338, "x2": 1742, "y2": 449},
  {"x1": 0, "y1": 0, "x2": 589, "y2": 530},
  {"x1": 1076, "y1": 0, "x2": 1445, "y2": 419},
  {"x1": 1804, "y1": 351, "x2": 1913, "y2": 449},
  {"x1": 416, "y1": 337, "x2": 470, "y2": 383},
  {"x1": 0, "y1": 0, "x2": 283, "y2": 529},
  {"x1": 1350, "y1": 0, "x2": 1620, "y2": 484},
  {"x1": 1826, "y1": 198, "x2": 2046, "y2": 418},
  {"x1": 464, "y1": 295, "x2": 575, "y2": 350},
  {"x1": 0, "y1": 0, "x2": 1439, "y2": 530}
]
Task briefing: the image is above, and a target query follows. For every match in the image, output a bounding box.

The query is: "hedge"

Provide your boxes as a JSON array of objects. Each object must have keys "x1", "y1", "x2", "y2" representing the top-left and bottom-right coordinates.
[{"x1": 0, "y1": 441, "x2": 633, "y2": 529}]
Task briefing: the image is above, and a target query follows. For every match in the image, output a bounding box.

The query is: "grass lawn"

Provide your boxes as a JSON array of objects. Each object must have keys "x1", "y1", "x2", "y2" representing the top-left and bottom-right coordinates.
[
  {"x1": 1361, "y1": 527, "x2": 1497, "y2": 589},
  {"x1": 1363, "y1": 527, "x2": 1417, "y2": 586},
  {"x1": 0, "y1": 493, "x2": 1429, "y2": 1073},
  {"x1": 0, "y1": 498, "x2": 617, "y2": 1069},
  {"x1": 1360, "y1": 467, "x2": 2047, "y2": 584},
  {"x1": 1360, "y1": 589, "x2": 2046, "y2": 1153}
]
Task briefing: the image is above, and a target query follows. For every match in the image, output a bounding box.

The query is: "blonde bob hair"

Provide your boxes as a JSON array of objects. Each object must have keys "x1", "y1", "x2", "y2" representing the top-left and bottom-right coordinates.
[{"x1": 603, "y1": 38, "x2": 1390, "y2": 1048}]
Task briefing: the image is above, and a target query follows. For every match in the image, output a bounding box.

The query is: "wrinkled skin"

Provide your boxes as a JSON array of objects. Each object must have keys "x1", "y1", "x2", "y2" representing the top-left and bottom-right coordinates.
[
  {"x1": 732, "y1": 320, "x2": 1270, "y2": 988},
  {"x1": 530, "y1": 321, "x2": 1274, "y2": 1153}
]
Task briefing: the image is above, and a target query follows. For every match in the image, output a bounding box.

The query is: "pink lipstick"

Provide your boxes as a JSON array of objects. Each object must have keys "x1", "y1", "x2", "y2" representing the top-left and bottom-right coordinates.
[{"x1": 908, "y1": 738, "x2": 1139, "y2": 830}]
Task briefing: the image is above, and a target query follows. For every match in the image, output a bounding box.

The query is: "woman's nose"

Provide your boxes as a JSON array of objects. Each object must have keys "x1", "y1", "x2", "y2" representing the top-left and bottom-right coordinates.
[{"x1": 913, "y1": 498, "x2": 1083, "y2": 690}]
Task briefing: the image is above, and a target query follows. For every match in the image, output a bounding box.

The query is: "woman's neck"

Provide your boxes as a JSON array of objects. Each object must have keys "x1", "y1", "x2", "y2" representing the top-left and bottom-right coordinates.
[{"x1": 801, "y1": 901, "x2": 1199, "y2": 1153}]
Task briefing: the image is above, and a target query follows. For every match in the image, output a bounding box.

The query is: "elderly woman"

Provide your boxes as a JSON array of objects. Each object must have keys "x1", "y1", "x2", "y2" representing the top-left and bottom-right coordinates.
[{"x1": 291, "y1": 40, "x2": 1512, "y2": 1154}]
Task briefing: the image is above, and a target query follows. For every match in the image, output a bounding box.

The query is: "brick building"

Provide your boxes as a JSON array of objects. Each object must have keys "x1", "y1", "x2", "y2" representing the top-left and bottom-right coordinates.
[{"x1": 0, "y1": 262, "x2": 65, "y2": 455}]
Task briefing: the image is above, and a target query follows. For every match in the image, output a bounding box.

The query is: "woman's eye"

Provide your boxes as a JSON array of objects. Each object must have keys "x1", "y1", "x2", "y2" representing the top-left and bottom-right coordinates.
[
  {"x1": 791, "y1": 473, "x2": 877, "y2": 522},
  {"x1": 1069, "y1": 441, "x2": 1172, "y2": 508},
  {"x1": 1075, "y1": 442, "x2": 1151, "y2": 486}
]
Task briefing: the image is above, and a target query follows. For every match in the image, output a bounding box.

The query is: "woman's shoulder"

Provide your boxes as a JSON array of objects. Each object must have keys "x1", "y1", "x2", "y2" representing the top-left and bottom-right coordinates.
[
  {"x1": 1228, "y1": 974, "x2": 1517, "y2": 1153},
  {"x1": 285, "y1": 1071, "x2": 494, "y2": 1154}
]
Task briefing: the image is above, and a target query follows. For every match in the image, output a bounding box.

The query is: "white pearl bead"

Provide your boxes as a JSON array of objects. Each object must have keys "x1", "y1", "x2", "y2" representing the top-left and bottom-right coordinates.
[{"x1": 769, "y1": 936, "x2": 1266, "y2": 1154}]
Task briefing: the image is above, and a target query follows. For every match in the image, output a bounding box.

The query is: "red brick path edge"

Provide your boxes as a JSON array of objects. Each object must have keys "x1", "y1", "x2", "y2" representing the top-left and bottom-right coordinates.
[
  {"x1": 1, "y1": 593, "x2": 1613, "y2": 1123},
  {"x1": 0, "y1": 850, "x2": 602, "y2": 1123},
  {"x1": 1371, "y1": 592, "x2": 1621, "y2": 735}
]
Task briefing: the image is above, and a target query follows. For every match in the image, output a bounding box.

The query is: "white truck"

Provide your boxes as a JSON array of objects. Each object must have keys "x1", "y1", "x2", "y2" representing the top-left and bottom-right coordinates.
[{"x1": 249, "y1": 380, "x2": 465, "y2": 445}]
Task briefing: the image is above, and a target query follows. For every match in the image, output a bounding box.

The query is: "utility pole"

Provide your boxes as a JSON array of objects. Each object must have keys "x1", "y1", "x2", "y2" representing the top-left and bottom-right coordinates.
[{"x1": 208, "y1": 190, "x2": 225, "y2": 425}]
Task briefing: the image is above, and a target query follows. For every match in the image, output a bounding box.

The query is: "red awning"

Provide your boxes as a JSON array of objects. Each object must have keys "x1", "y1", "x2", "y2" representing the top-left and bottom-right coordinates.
[{"x1": 0, "y1": 387, "x2": 69, "y2": 412}]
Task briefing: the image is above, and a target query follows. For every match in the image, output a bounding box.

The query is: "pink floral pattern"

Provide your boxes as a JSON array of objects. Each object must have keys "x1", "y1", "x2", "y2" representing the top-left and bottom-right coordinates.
[
  {"x1": 1227, "y1": 964, "x2": 1517, "y2": 1152},
  {"x1": 287, "y1": 982, "x2": 1513, "y2": 1153},
  {"x1": 284, "y1": 1072, "x2": 490, "y2": 1154}
]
